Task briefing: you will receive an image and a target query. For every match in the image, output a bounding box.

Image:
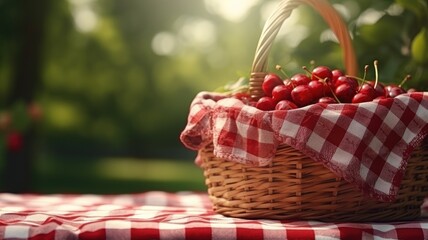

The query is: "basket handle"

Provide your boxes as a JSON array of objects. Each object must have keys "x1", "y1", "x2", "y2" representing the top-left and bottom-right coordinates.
[{"x1": 249, "y1": 0, "x2": 358, "y2": 99}]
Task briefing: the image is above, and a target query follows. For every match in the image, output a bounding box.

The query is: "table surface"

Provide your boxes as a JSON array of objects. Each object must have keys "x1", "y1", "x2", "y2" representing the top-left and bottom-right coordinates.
[{"x1": 1, "y1": 191, "x2": 428, "y2": 240}]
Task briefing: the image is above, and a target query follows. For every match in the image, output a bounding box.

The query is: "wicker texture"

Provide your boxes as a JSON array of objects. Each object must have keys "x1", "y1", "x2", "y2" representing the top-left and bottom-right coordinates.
[
  {"x1": 200, "y1": 0, "x2": 428, "y2": 222},
  {"x1": 201, "y1": 139, "x2": 428, "y2": 222}
]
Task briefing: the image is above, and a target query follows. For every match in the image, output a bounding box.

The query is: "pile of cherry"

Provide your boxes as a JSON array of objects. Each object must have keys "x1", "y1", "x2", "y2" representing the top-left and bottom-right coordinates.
[{"x1": 238, "y1": 62, "x2": 414, "y2": 111}]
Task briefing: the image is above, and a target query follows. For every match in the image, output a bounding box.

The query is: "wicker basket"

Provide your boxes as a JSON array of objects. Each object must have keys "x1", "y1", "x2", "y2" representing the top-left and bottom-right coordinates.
[{"x1": 199, "y1": 0, "x2": 428, "y2": 222}]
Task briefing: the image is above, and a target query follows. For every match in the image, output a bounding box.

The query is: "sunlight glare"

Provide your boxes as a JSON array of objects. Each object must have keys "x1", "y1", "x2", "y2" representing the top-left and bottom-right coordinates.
[
  {"x1": 320, "y1": 29, "x2": 339, "y2": 43},
  {"x1": 74, "y1": 7, "x2": 98, "y2": 33},
  {"x1": 152, "y1": 17, "x2": 216, "y2": 56},
  {"x1": 177, "y1": 17, "x2": 217, "y2": 49},
  {"x1": 204, "y1": 0, "x2": 260, "y2": 22},
  {"x1": 386, "y1": 3, "x2": 404, "y2": 16},
  {"x1": 356, "y1": 9, "x2": 384, "y2": 26},
  {"x1": 333, "y1": 4, "x2": 352, "y2": 21},
  {"x1": 68, "y1": 0, "x2": 98, "y2": 33},
  {"x1": 152, "y1": 32, "x2": 178, "y2": 56}
]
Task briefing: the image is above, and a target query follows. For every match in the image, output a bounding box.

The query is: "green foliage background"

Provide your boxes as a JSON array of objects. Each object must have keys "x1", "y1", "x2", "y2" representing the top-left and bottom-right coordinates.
[{"x1": 0, "y1": 0, "x2": 426, "y2": 192}]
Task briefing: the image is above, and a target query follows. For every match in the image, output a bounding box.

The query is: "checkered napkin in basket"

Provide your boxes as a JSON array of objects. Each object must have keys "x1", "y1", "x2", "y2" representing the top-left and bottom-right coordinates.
[{"x1": 180, "y1": 91, "x2": 428, "y2": 202}]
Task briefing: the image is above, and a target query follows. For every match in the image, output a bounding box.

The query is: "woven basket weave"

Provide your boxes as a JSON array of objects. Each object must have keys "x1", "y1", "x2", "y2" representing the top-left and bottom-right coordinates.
[{"x1": 200, "y1": 0, "x2": 428, "y2": 222}]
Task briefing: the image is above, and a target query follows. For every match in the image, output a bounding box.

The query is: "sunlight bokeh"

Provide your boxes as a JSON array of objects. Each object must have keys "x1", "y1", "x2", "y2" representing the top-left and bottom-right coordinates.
[
  {"x1": 204, "y1": 0, "x2": 261, "y2": 22},
  {"x1": 68, "y1": 0, "x2": 98, "y2": 33}
]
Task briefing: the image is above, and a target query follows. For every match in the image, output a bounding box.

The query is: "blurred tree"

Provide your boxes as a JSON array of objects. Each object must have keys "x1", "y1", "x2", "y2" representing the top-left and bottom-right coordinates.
[
  {"x1": 1, "y1": 0, "x2": 51, "y2": 192},
  {"x1": 285, "y1": 0, "x2": 428, "y2": 88}
]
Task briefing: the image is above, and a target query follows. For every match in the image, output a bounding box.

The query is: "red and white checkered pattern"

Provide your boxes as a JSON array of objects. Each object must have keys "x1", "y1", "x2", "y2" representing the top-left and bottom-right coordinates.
[
  {"x1": 180, "y1": 91, "x2": 428, "y2": 202},
  {"x1": 1, "y1": 192, "x2": 428, "y2": 240}
]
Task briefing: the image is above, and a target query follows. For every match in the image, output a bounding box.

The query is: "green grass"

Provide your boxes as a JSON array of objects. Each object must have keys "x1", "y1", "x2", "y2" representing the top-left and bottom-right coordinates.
[{"x1": 31, "y1": 155, "x2": 207, "y2": 194}]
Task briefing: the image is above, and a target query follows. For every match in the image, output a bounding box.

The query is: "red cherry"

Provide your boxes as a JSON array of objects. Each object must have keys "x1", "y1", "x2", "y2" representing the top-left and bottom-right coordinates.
[
  {"x1": 332, "y1": 69, "x2": 344, "y2": 83},
  {"x1": 385, "y1": 85, "x2": 405, "y2": 98},
  {"x1": 334, "y1": 76, "x2": 358, "y2": 90},
  {"x1": 6, "y1": 131, "x2": 23, "y2": 152},
  {"x1": 291, "y1": 85, "x2": 314, "y2": 107},
  {"x1": 358, "y1": 83, "x2": 376, "y2": 99},
  {"x1": 291, "y1": 73, "x2": 311, "y2": 86},
  {"x1": 367, "y1": 81, "x2": 386, "y2": 97},
  {"x1": 335, "y1": 83, "x2": 356, "y2": 103},
  {"x1": 352, "y1": 92, "x2": 374, "y2": 103},
  {"x1": 283, "y1": 78, "x2": 292, "y2": 86},
  {"x1": 262, "y1": 74, "x2": 284, "y2": 97},
  {"x1": 312, "y1": 66, "x2": 333, "y2": 81},
  {"x1": 256, "y1": 97, "x2": 276, "y2": 111},
  {"x1": 319, "y1": 78, "x2": 335, "y2": 97},
  {"x1": 272, "y1": 84, "x2": 293, "y2": 102},
  {"x1": 384, "y1": 85, "x2": 394, "y2": 94},
  {"x1": 308, "y1": 80, "x2": 325, "y2": 100},
  {"x1": 275, "y1": 100, "x2": 298, "y2": 110},
  {"x1": 318, "y1": 96, "x2": 337, "y2": 104}
]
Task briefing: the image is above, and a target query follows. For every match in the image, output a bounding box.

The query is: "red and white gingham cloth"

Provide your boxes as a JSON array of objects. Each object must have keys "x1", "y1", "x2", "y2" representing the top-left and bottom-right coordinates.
[
  {"x1": 1, "y1": 191, "x2": 428, "y2": 240},
  {"x1": 180, "y1": 91, "x2": 428, "y2": 202}
]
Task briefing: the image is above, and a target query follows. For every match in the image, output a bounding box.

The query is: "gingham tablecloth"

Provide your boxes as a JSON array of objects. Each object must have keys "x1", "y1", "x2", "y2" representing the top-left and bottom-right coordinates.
[
  {"x1": 180, "y1": 92, "x2": 428, "y2": 202},
  {"x1": 1, "y1": 191, "x2": 428, "y2": 240}
]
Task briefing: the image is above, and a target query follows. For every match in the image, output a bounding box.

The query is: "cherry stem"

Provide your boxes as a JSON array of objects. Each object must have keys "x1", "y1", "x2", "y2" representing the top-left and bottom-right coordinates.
[
  {"x1": 344, "y1": 75, "x2": 366, "y2": 84},
  {"x1": 363, "y1": 65, "x2": 369, "y2": 81},
  {"x1": 303, "y1": 64, "x2": 341, "y2": 103},
  {"x1": 275, "y1": 65, "x2": 289, "y2": 78},
  {"x1": 327, "y1": 83, "x2": 341, "y2": 104},
  {"x1": 399, "y1": 75, "x2": 411, "y2": 88},
  {"x1": 302, "y1": 66, "x2": 313, "y2": 78},
  {"x1": 373, "y1": 60, "x2": 379, "y2": 89}
]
